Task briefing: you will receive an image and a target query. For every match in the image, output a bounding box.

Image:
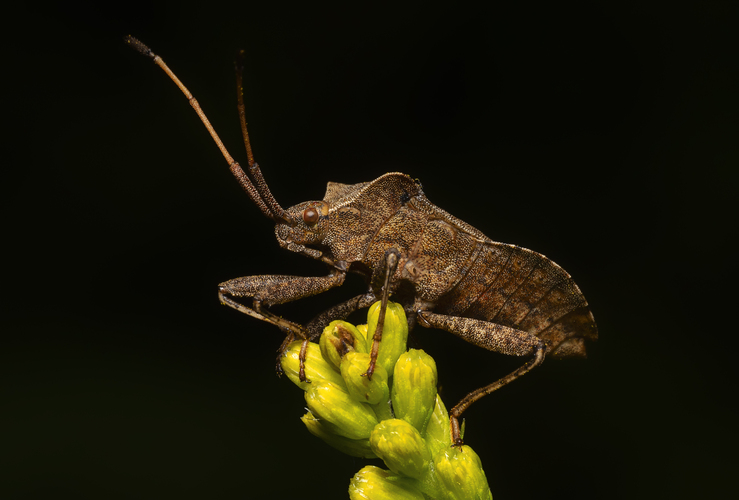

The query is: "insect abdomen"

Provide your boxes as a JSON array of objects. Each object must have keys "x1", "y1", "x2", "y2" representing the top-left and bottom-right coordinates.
[{"x1": 434, "y1": 241, "x2": 597, "y2": 356}]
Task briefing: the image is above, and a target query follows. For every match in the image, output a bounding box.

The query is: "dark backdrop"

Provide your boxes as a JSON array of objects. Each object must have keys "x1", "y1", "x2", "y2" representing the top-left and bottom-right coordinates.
[{"x1": 4, "y1": 2, "x2": 737, "y2": 499}]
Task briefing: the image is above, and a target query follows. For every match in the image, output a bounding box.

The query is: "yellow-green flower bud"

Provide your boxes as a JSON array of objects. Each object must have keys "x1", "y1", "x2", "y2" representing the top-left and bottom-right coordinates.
[
  {"x1": 356, "y1": 324, "x2": 368, "y2": 338},
  {"x1": 371, "y1": 396, "x2": 394, "y2": 423},
  {"x1": 301, "y1": 411, "x2": 376, "y2": 458},
  {"x1": 433, "y1": 446, "x2": 492, "y2": 500},
  {"x1": 369, "y1": 419, "x2": 431, "y2": 479},
  {"x1": 280, "y1": 341, "x2": 346, "y2": 391},
  {"x1": 391, "y1": 349, "x2": 438, "y2": 434},
  {"x1": 305, "y1": 381, "x2": 379, "y2": 440},
  {"x1": 341, "y1": 351, "x2": 390, "y2": 405},
  {"x1": 366, "y1": 301, "x2": 409, "y2": 376},
  {"x1": 423, "y1": 394, "x2": 452, "y2": 457},
  {"x1": 320, "y1": 320, "x2": 368, "y2": 370},
  {"x1": 348, "y1": 466, "x2": 425, "y2": 500}
]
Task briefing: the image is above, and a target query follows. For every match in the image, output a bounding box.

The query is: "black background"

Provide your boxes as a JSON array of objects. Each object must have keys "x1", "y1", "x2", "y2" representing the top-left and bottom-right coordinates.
[{"x1": 3, "y1": 1, "x2": 737, "y2": 499}]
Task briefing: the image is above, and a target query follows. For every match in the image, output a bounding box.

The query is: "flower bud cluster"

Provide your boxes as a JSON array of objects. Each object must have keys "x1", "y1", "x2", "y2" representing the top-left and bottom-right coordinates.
[{"x1": 280, "y1": 301, "x2": 492, "y2": 500}]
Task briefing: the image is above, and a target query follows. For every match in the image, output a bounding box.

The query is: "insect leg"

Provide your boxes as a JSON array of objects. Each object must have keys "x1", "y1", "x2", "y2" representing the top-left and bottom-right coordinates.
[
  {"x1": 364, "y1": 249, "x2": 400, "y2": 380},
  {"x1": 218, "y1": 271, "x2": 346, "y2": 378},
  {"x1": 305, "y1": 292, "x2": 378, "y2": 339},
  {"x1": 416, "y1": 311, "x2": 546, "y2": 446}
]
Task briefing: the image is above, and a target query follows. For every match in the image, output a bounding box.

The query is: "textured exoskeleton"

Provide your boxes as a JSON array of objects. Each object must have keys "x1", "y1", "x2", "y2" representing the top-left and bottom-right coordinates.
[{"x1": 127, "y1": 36, "x2": 598, "y2": 446}]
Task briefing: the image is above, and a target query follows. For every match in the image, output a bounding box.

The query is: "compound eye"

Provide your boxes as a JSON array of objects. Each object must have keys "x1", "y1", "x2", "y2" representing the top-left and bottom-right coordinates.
[{"x1": 303, "y1": 207, "x2": 319, "y2": 226}]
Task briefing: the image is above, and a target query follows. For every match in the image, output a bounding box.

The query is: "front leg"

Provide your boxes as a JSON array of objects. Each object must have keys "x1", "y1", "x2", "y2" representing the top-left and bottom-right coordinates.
[
  {"x1": 218, "y1": 271, "x2": 346, "y2": 378},
  {"x1": 416, "y1": 311, "x2": 546, "y2": 447},
  {"x1": 219, "y1": 271, "x2": 346, "y2": 334}
]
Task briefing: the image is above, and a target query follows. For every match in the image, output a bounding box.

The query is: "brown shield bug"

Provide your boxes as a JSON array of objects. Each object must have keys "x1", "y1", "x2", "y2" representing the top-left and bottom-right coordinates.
[{"x1": 126, "y1": 36, "x2": 597, "y2": 446}]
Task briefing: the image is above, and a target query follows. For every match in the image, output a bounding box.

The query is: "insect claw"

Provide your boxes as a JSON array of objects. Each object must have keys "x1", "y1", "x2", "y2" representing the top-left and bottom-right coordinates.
[
  {"x1": 361, "y1": 359, "x2": 376, "y2": 380},
  {"x1": 275, "y1": 356, "x2": 285, "y2": 377}
]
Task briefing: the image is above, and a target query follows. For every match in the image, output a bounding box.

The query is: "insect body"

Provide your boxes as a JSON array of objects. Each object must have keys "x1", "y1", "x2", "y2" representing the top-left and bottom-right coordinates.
[{"x1": 126, "y1": 36, "x2": 597, "y2": 446}]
